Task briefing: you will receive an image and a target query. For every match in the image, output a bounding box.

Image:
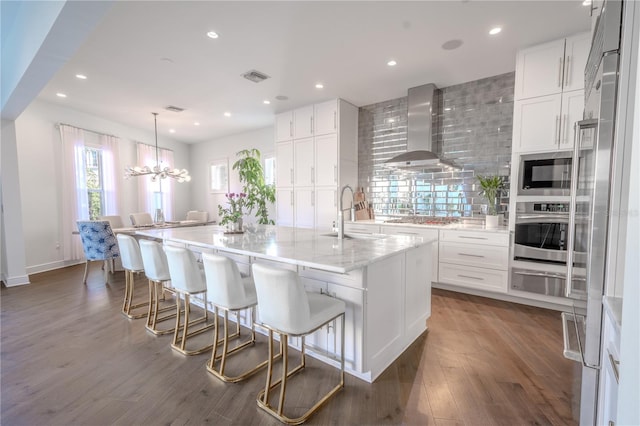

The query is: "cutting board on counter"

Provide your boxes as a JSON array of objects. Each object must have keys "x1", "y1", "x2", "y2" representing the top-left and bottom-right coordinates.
[{"x1": 354, "y1": 187, "x2": 374, "y2": 220}]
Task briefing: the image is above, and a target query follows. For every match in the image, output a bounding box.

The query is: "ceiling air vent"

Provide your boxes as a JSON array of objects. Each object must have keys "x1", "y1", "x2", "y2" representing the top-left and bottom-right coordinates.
[
  {"x1": 165, "y1": 105, "x2": 185, "y2": 113},
  {"x1": 242, "y1": 69, "x2": 270, "y2": 83}
]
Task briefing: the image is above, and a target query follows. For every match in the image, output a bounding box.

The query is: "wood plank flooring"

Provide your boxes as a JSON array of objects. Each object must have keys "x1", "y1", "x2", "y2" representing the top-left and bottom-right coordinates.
[{"x1": 1, "y1": 265, "x2": 581, "y2": 425}]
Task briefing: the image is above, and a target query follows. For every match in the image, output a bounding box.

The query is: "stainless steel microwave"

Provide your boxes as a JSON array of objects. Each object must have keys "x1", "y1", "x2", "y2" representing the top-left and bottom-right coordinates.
[{"x1": 518, "y1": 152, "x2": 573, "y2": 196}]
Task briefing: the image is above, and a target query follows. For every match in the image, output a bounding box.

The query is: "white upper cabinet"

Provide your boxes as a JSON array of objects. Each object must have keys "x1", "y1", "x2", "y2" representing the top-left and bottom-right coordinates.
[
  {"x1": 515, "y1": 39, "x2": 566, "y2": 100},
  {"x1": 315, "y1": 133, "x2": 338, "y2": 186},
  {"x1": 276, "y1": 188, "x2": 294, "y2": 227},
  {"x1": 314, "y1": 100, "x2": 338, "y2": 136},
  {"x1": 294, "y1": 105, "x2": 314, "y2": 139},
  {"x1": 294, "y1": 137, "x2": 314, "y2": 187},
  {"x1": 294, "y1": 188, "x2": 315, "y2": 228},
  {"x1": 560, "y1": 90, "x2": 585, "y2": 149},
  {"x1": 514, "y1": 32, "x2": 590, "y2": 101},
  {"x1": 275, "y1": 141, "x2": 294, "y2": 187},
  {"x1": 563, "y1": 33, "x2": 591, "y2": 93},
  {"x1": 276, "y1": 111, "x2": 293, "y2": 142},
  {"x1": 513, "y1": 94, "x2": 563, "y2": 153}
]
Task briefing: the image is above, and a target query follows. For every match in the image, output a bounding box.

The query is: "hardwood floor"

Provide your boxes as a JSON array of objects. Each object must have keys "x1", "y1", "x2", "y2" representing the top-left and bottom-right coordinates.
[{"x1": 1, "y1": 265, "x2": 580, "y2": 425}]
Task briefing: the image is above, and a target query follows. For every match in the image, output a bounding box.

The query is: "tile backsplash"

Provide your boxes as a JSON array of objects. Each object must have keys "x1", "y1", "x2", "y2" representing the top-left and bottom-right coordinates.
[{"x1": 358, "y1": 72, "x2": 514, "y2": 218}]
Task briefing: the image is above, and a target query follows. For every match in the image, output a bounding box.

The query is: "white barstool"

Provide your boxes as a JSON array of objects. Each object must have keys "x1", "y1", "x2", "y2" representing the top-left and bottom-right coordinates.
[
  {"x1": 202, "y1": 253, "x2": 277, "y2": 383},
  {"x1": 139, "y1": 239, "x2": 178, "y2": 335},
  {"x1": 251, "y1": 262, "x2": 346, "y2": 425},
  {"x1": 164, "y1": 246, "x2": 215, "y2": 355},
  {"x1": 116, "y1": 234, "x2": 148, "y2": 319}
]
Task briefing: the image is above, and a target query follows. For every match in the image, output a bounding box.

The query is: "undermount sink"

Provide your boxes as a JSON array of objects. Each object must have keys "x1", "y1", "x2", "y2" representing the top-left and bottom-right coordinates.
[{"x1": 321, "y1": 232, "x2": 387, "y2": 240}]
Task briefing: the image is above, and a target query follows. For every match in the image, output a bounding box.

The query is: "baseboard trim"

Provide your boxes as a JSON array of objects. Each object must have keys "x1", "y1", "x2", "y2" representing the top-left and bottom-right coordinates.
[
  {"x1": 26, "y1": 260, "x2": 83, "y2": 275},
  {"x1": 2, "y1": 273, "x2": 31, "y2": 287}
]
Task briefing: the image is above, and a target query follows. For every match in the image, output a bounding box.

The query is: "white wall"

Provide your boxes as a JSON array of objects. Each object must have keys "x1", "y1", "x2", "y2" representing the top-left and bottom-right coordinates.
[
  {"x1": 188, "y1": 127, "x2": 275, "y2": 224},
  {"x1": 14, "y1": 99, "x2": 191, "y2": 274}
]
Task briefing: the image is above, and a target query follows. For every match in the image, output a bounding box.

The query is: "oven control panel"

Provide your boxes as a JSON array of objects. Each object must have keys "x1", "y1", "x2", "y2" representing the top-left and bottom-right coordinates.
[{"x1": 531, "y1": 203, "x2": 569, "y2": 213}]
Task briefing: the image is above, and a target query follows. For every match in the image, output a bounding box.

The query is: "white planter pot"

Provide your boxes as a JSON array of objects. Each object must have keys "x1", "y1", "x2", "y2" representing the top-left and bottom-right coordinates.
[{"x1": 485, "y1": 214, "x2": 499, "y2": 229}]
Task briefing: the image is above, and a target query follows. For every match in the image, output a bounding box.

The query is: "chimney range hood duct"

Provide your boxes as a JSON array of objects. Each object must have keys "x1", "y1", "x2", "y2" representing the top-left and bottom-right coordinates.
[{"x1": 384, "y1": 84, "x2": 459, "y2": 171}]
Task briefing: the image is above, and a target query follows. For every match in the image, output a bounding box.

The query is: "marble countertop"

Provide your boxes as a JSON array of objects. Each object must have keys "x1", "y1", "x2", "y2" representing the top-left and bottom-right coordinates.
[
  {"x1": 348, "y1": 219, "x2": 511, "y2": 233},
  {"x1": 136, "y1": 225, "x2": 436, "y2": 274}
]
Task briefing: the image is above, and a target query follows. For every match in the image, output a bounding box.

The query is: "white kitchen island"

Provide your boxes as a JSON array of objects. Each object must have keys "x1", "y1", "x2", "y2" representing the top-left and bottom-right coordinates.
[{"x1": 136, "y1": 225, "x2": 435, "y2": 383}]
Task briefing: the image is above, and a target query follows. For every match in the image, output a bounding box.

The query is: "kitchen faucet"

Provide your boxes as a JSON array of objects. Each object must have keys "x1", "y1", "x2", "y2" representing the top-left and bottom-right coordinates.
[{"x1": 338, "y1": 184, "x2": 355, "y2": 239}]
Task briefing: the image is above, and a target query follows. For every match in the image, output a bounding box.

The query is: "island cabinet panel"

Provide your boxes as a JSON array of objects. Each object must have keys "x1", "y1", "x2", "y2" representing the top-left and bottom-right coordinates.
[
  {"x1": 380, "y1": 225, "x2": 439, "y2": 282},
  {"x1": 405, "y1": 243, "x2": 432, "y2": 339}
]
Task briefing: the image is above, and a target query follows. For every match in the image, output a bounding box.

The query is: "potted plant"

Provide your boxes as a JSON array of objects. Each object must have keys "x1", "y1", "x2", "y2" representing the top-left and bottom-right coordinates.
[
  {"x1": 218, "y1": 192, "x2": 247, "y2": 231},
  {"x1": 476, "y1": 174, "x2": 505, "y2": 228},
  {"x1": 218, "y1": 149, "x2": 276, "y2": 228}
]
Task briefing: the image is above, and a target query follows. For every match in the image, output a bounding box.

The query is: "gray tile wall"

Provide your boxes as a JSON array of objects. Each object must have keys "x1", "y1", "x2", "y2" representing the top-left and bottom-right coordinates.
[{"x1": 358, "y1": 72, "x2": 514, "y2": 218}]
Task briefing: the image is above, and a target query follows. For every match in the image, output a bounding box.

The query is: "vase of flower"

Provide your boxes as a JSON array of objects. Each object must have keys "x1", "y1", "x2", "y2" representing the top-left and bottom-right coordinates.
[
  {"x1": 218, "y1": 192, "x2": 247, "y2": 233},
  {"x1": 476, "y1": 175, "x2": 505, "y2": 229}
]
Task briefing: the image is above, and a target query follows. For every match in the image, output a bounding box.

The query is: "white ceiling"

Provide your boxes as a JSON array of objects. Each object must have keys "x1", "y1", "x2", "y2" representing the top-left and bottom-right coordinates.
[{"x1": 37, "y1": 1, "x2": 591, "y2": 144}]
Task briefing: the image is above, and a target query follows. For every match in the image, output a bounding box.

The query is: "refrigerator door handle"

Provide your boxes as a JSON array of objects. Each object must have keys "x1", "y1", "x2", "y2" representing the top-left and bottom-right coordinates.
[{"x1": 572, "y1": 304, "x2": 601, "y2": 370}]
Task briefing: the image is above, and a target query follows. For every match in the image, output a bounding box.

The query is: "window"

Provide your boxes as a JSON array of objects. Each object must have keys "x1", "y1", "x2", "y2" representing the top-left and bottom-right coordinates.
[
  {"x1": 264, "y1": 154, "x2": 276, "y2": 186},
  {"x1": 85, "y1": 147, "x2": 105, "y2": 220}
]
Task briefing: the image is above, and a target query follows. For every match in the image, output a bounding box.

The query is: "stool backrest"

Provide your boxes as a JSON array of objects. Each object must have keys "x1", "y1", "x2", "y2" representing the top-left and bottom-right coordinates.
[
  {"x1": 116, "y1": 234, "x2": 144, "y2": 271},
  {"x1": 202, "y1": 253, "x2": 245, "y2": 308},
  {"x1": 251, "y1": 263, "x2": 311, "y2": 332},
  {"x1": 76, "y1": 220, "x2": 120, "y2": 261},
  {"x1": 139, "y1": 239, "x2": 170, "y2": 282},
  {"x1": 164, "y1": 246, "x2": 206, "y2": 293}
]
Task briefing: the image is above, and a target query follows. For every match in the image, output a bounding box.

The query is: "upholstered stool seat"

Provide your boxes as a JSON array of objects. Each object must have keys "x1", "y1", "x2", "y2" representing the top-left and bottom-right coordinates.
[
  {"x1": 164, "y1": 246, "x2": 215, "y2": 355},
  {"x1": 76, "y1": 220, "x2": 120, "y2": 285},
  {"x1": 139, "y1": 239, "x2": 178, "y2": 335},
  {"x1": 203, "y1": 253, "x2": 278, "y2": 383},
  {"x1": 251, "y1": 263, "x2": 346, "y2": 425},
  {"x1": 116, "y1": 234, "x2": 149, "y2": 319}
]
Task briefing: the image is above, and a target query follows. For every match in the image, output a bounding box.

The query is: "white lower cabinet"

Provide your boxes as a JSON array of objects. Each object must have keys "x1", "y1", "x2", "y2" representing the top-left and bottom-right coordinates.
[
  {"x1": 275, "y1": 188, "x2": 294, "y2": 227},
  {"x1": 315, "y1": 187, "x2": 337, "y2": 231},
  {"x1": 379, "y1": 225, "x2": 439, "y2": 283},
  {"x1": 294, "y1": 188, "x2": 315, "y2": 228},
  {"x1": 438, "y1": 229, "x2": 509, "y2": 293},
  {"x1": 598, "y1": 307, "x2": 620, "y2": 426}
]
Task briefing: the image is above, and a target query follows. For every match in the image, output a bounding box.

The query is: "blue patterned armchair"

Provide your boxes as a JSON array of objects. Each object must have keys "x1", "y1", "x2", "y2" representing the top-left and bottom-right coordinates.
[{"x1": 77, "y1": 220, "x2": 120, "y2": 284}]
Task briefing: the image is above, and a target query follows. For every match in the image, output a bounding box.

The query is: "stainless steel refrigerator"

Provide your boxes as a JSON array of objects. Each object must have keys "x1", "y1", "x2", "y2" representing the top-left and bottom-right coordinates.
[{"x1": 563, "y1": 0, "x2": 624, "y2": 424}]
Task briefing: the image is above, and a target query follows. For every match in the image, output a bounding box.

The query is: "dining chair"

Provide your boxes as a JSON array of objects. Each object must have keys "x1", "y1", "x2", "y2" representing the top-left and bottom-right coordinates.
[
  {"x1": 76, "y1": 220, "x2": 120, "y2": 285},
  {"x1": 129, "y1": 212, "x2": 154, "y2": 227},
  {"x1": 99, "y1": 215, "x2": 125, "y2": 229},
  {"x1": 251, "y1": 262, "x2": 346, "y2": 424},
  {"x1": 186, "y1": 210, "x2": 208, "y2": 223}
]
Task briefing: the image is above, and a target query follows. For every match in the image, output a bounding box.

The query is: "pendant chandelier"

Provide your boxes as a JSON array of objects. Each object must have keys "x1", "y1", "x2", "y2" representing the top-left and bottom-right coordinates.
[{"x1": 125, "y1": 112, "x2": 191, "y2": 183}]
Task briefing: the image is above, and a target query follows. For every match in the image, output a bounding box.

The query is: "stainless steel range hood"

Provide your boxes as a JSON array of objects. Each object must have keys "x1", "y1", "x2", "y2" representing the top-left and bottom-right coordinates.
[{"x1": 384, "y1": 84, "x2": 459, "y2": 171}]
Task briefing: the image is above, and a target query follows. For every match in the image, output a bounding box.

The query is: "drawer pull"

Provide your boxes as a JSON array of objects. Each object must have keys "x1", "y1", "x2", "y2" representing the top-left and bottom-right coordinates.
[
  {"x1": 458, "y1": 253, "x2": 484, "y2": 258},
  {"x1": 608, "y1": 351, "x2": 620, "y2": 384},
  {"x1": 458, "y1": 236, "x2": 488, "y2": 240},
  {"x1": 458, "y1": 274, "x2": 484, "y2": 281}
]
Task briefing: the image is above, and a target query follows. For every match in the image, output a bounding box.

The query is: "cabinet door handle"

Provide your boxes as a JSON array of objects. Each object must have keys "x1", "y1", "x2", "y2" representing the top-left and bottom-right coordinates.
[
  {"x1": 555, "y1": 115, "x2": 560, "y2": 145},
  {"x1": 564, "y1": 56, "x2": 571, "y2": 87},
  {"x1": 333, "y1": 111, "x2": 337, "y2": 130},
  {"x1": 290, "y1": 121, "x2": 293, "y2": 138},
  {"x1": 311, "y1": 167, "x2": 315, "y2": 184},
  {"x1": 311, "y1": 190, "x2": 315, "y2": 206},
  {"x1": 310, "y1": 116, "x2": 314, "y2": 134},
  {"x1": 558, "y1": 57, "x2": 563, "y2": 87},
  {"x1": 459, "y1": 235, "x2": 487, "y2": 240},
  {"x1": 458, "y1": 252, "x2": 485, "y2": 258},
  {"x1": 290, "y1": 190, "x2": 294, "y2": 206},
  {"x1": 334, "y1": 190, "x2": 337, "y2": 207},
  {"x1": 458, "y1": 274, "x2": 484, "y2": 281},
  {"x1": 563, "y1": 114, "x2": 569, "y2": 145},
  {"x1": 334, "y1": 165, "x2": 337, "y2": 183}
]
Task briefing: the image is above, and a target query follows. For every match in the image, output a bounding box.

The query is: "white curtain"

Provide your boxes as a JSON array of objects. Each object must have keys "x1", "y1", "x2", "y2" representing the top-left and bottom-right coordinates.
[
  {"x1": 99, "y1": 134, "x2": 122, "y2": 215},
  {"x1": 136, "y1": 143, "x2": 174, "y2": 220},
  {"x1": 60, "y1": 125, "x2": 88, "y2": 260}
]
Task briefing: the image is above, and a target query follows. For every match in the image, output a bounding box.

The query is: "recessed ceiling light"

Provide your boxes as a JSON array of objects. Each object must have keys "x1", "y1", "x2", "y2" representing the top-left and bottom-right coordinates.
[
  {"x1": 441, "y1": 39, "x2": 463, "y2": 50},
  {"x1": 275, "y1": 95, "x2": 289, "y2": 101},
  {"x1": 224, "y1": 112, "x2": 231, "y2": 117},
  {"x1": 263, "y1": 100, "x2": 271, "y2": 105},
  {"x1": 489, "y1": 27, "x2": 502, "y2": 35},
  {"x1": 169, "y1": 129, "x2": 176, "y2": 133},
  {"x1": 56, "y1": 93, "x2": 67, "y2": 98},
  {"x1": 315, "y1": 83, "x2": 324, "y2": 89},
  {"x1": 75, "y1": 74, "x2": 87, "y2": 80},
  {"x1": 194, "y1": 122, "x2": 200, "y2": 126},
  {"x1": 387, "y1": 60, "x2": 397, "y2": 66},
  {"x1": 582, "y1": 0, "x2": 592, "y2": 5},
  {"x1": 207, "y1": 31, "x2": 219, "y2": 39}
]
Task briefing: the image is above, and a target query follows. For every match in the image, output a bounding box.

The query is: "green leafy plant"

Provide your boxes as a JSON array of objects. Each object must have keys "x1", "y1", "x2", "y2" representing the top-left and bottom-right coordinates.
[
  {"x1": 227, "y1": 149, "x2": 276, "y2": 225},
  {"x1": 218, "y1": 192, "x2": 247, "y2": 226},
  {"x1": 477, "y1": 175, "x2": 505, "y2": 216}
]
